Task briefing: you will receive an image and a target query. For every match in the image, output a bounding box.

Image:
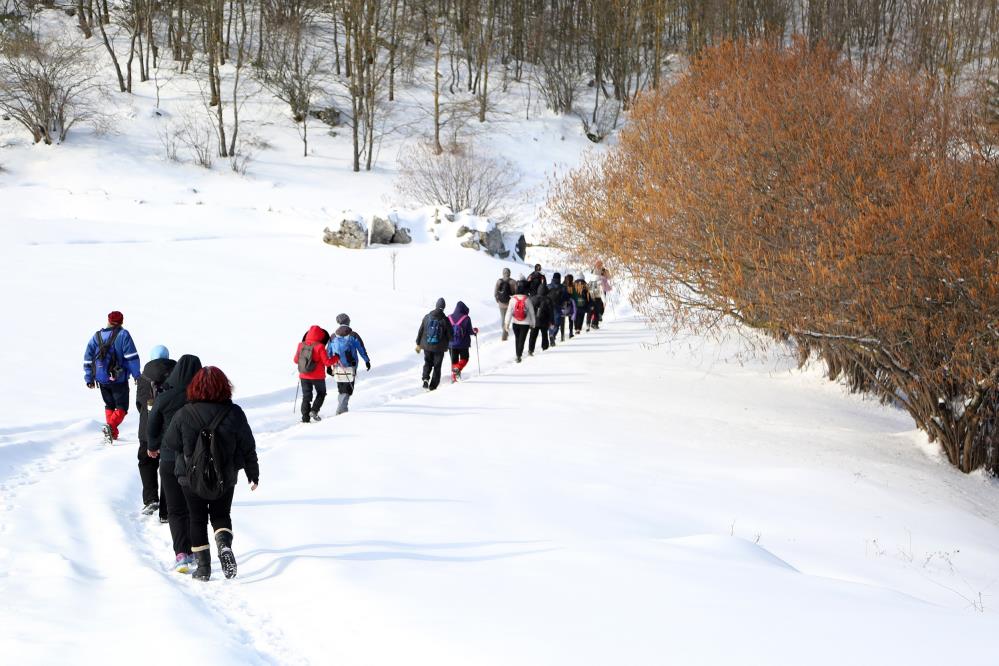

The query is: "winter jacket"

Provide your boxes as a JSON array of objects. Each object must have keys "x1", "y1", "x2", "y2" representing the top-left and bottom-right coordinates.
[
  {"x1": 494, "y1": 277, "x2": 516, "y2": 305},
  {"x1": 588, "y1": 280, "x2": 604, "y2": 301},
  {"x1": 527, "y1": 270, "x2": 547, "y2": 296},
  {"x1": 547, "y1": 277, "x2": 566, "y2": 317},
  {"x1": 505, "y1": 294, "x2": 536, "y2": 328},
  {"x1": 572, "y1": 283, "x2": 591, "y2": 311},
  {"x1": 416, "y1": 308, "x2": 453, "y2": 353},
  {"x1": 147, "y1": 355, "x2": 203, "y2": 463},
  {"x1": 137, "y1": 357, "x2": 177, "y2": 409},
  {"x1": 327, "y1": 326, "x2": 370, "y2": 368},
  {"x1": 295, "y1": 325, "x2": 334, "y2": 380},
  {"x1": 448, "y1": 301, "x2": 475, "y2": 350},
  {"x1": 164, "y1": 400, "x2": 259, "y2": 490},
  {"x1": 83, "y1": 326, "x2": 141, "y2": 385},
  {"x1": 531, "y1": 285, "x2": 554, "y2": 329}
]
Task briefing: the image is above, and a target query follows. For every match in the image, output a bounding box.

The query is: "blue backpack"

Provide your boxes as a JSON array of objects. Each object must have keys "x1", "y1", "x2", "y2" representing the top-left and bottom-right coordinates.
[{"x1": 425, "y1": 317, "x2": 444, "y2": 346}]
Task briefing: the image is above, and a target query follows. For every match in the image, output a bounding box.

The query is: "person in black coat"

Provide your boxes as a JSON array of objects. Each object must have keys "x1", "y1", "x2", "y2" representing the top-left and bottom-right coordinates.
[
  {"x1": 529, "y1": 283, "x2": 553, "y2": 355},
  {"x1": 164, "y1": 365, "x2": 259, "y2": 581},
  {"x1": 415, "y1": 297, "x2": 454, "y2": 391},
  {"x1": 136, "y1": 345, "x2": 176, "y2": 520},
  {"x1": 147, "y1": 354, "x2": 202, "y2": 572}
]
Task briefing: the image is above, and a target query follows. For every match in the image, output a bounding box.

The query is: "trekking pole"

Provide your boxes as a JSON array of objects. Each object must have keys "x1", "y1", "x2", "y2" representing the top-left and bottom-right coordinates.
[
  {"x1": 474, "y1": 334, "x2": 481, "y2": 374},
  {"x1": 293, "y1": 381, "x2": 300, "y2": 414}
]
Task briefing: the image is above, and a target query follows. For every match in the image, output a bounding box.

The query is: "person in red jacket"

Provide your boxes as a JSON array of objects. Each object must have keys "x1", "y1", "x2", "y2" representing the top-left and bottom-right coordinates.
[{"x1": 294, "y1": 325, "x2": 337, "y2": 423}]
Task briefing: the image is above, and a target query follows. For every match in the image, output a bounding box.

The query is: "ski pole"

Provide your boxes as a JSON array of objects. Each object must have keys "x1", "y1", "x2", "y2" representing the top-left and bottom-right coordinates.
[
  {"x1": 293, "y1": 381, "x2": 300, "y2": 414},
  {"x1": 474, "y1": 334, "x2": 481, "y2": 374}
]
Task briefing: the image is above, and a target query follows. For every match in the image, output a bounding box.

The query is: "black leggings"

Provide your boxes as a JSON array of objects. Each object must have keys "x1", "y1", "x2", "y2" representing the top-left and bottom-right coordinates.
[
  {"x1": 449, "y1": 348, "x2": 470, "y2": 365},
  {"x1": 160, "y1": 461, "x2": 191, "y2": 555},
  {"x1": 529, "y1": 327, "x2": 549, "y2": 354},
  {"x1": 574, "y1": 309, "x2": 588, "y2": 332},
  {"x1": 513, "y1": 325, "x2": 530, "y2": 358},
  {"x1": 422, "y1": 350, "x2": 446, "y2": 390},
  {"x1": 183, "y1": 485, "x2": 235, "y2": 549},
  {"x1": 300, "y1": 379, "x2": 327, "y2": 416}
]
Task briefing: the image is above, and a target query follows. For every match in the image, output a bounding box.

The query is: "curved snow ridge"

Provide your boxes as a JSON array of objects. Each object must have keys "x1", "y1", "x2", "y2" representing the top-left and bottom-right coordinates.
[{"x1": 661, "y1": 534, "x2": 800, "y2": 572}]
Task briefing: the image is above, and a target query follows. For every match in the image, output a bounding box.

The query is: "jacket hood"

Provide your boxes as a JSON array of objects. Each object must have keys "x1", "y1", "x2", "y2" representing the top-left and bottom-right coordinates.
[
  {"x1": 451, "y1": 301, "x2": 469, "y2": 319},
  {"x1": 305, "y1": 325, "x2": 325, "y2": 344},
  {"x1": 335, "y1": 325, "x2": 353, "y2": 337},
  {"x1": 551, "y1": 272, "x2": 561, "y2": 285},
  {"x1": 165, "y1": 354, "x2": 202, "y2": 391}
]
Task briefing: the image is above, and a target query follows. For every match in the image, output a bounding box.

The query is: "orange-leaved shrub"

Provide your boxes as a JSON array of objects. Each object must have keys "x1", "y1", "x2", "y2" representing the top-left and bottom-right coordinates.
[{"x1": 547, "y1": 40, "x2": 999, "y2": 473}]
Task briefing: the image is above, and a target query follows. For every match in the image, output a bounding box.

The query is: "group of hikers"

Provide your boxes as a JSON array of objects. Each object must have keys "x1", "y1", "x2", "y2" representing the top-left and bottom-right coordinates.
[{"x1": 80, "y1": 262, "x2": 611, "y2": 583}]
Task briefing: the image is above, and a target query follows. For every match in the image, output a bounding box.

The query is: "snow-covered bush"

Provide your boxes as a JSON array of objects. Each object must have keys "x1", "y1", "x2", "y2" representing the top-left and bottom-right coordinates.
[
  {"x1": 0, "y1": 34, "x2": 101, "y2": 144},
  {"x1": 396, "y1": 140, "x2": 520, "y2": 217}
]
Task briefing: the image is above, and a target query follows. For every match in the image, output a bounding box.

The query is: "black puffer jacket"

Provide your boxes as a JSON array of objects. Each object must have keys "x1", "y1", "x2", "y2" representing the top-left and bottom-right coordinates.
[
  {"x1": 416, "y1": 308, "x2": 453, "y2": 353},
  {"x1": 146, "y1": 355, "x2": 202, "y2": 462},
  {"x1": 164, "y1": 400, "x2": 259, "y2": 489},
  {"x1": 137, "y1": 357, "x2": 177, "y2": 445}
]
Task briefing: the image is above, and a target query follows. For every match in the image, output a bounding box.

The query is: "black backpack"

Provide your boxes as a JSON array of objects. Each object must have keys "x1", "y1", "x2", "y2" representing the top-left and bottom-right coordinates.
[
  {"x1": 187, "y1": 405, "x2": 232, "y2": 500},
  {"x1": 298, "y1": 342, "x2": 318, "y2": 373},
  {"x1": 497, "y1": 279, "x2": 512, "y2": 304}
]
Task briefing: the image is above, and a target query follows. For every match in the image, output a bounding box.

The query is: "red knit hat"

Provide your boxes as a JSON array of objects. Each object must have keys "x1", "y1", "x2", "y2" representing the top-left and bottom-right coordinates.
[{"x1": 107, "y1": 311, "x2": 124, "y2": 326}]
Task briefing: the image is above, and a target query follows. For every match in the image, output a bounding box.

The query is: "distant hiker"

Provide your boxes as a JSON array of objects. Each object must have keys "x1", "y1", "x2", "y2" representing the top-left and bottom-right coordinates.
[
  {"x1": 147, "y1": 354, "x2": 202, "y2": 573},
  {"x1": 295, "y1": 325, "x2": 335, "y2": 423},
  {"x1": 527, "y1": 263, "x2": 547, "y2": 296},
  {"x1": 529, "y1": 283, "x2": 553, "y2": 355},
  {"x1": 505, "y1": 282, "x2": 536, "y2": 363},
  {"x1": 84, "y1": 310, "x2": 142, "y2": 443},
  {"x1": 546, "y1": 272, "x2": 566, "y2": 347},
  {"x1": 326, "y1": 313, "x2": 370, "y2": 415},
  {"x1": 448, "y1": 301, "x2": 478, "y2": 382},
  {"x1": 571, "y1": 277, "x2": 591, "y2": 333},
  {"x1": 494, "y1": 268, "x2": 517, "y2": 341},
  {"x1": 136, "y1": 345, "x2": 176, "y2": 520},
  {"x1": 164, "y1": 366, "x2": 259, "y2": 582},
  {"x1": 416, "y1": 297, "x2": 453, "y2": 390},
  {"x1": 587, "y1": 275, "x2": 606, "y2": 330},
  {"x1": 561, "y1": 274, "x2": 576, "y2": 340}
]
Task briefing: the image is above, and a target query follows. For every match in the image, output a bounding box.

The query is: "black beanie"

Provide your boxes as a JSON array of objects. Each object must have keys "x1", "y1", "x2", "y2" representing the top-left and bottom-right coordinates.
[{"x1": 436, "y1": 298, "x2": 446, "y2": 310}]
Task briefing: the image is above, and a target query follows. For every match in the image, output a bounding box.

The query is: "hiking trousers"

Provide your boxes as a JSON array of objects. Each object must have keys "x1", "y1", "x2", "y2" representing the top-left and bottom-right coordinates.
[
  {"x1": 160, "y1": 460, "x2": 191, "y2": 555},
  {"x1": 498, "y1": 303, "x2": 510, "y2": 337},
  {"x1": 512, "y1": 324, "x2": 530, "y2": 359},
  {"x1": 422, "y1": 350, "x2": 446, "y2": 390},
  {"x1": 301, "y1": 379, "x2": 327, "y2": 417},
  {"x1": 183, "y1": 486, "x2": 235, "y2": 550},
  {"x1": 529, "y1": 327, "x2": 549, "y2": 354}
]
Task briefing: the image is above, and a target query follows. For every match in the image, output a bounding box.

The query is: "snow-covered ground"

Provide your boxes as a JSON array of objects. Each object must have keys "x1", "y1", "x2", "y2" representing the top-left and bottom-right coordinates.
[{"x1": 3, "y1": 11, "x2": 999, "y2": 663}]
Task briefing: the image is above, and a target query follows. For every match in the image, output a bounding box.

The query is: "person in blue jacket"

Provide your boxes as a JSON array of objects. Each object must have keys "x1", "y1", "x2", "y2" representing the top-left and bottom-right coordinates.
[
  {"x1": 447, "y1": 301, "x2": 478, "y2": 382},
  {"x1": 326, "y1": 313, "x2": 371, "y2": 415},
  {"x1": 84, "y1": 310, "x2": 141, "y2": 442}
]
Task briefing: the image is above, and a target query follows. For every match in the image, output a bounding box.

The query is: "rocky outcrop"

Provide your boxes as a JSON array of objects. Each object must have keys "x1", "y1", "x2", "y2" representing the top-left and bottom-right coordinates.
[
  {"x1": 323, "y1": 219, "x2": 367, "y2": 249},
  {"x1": 391, "y1": 227, "x2": 412, "y2": 244},
  {"x1": 370, "y1": 216, "x2": 396, "y2": 245}
]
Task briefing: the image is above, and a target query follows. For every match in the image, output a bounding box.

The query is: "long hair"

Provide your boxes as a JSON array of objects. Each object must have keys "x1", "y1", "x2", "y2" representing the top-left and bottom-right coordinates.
[{"x1": 187, "y1": 366, "x2": 233, "y2": 402}]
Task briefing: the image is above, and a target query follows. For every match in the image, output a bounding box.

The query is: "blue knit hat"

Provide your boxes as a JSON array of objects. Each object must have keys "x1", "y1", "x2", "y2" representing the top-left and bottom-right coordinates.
[{"x1": 150, "y1": 345, "x2": 170, "y2": 360}]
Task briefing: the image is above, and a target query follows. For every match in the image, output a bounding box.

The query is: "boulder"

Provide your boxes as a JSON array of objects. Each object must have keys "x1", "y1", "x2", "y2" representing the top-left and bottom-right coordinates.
[
  {"x1": 309, "y1": 107, "x2": 341, "y2": 127},
  {"x1": 461, "y1": 238, "x2": 481, "y2": 250},
  {"x1": 323, "y1": 219, "x2": 367, "y2": 249},
  {"x1": 483, "y1": 227, "x2": 506, "y2": 257},
  {"x1": 370, "y1": 216, "x2": 396, "y2": 245},
  {"x1": 391, "y1": 227, "x2": 412, "y2": 244},
  {"x1": 456, "y1": 225, "x2": 470, "y2": 237},
  {"x1": 445, "y1": 212, "x2": 456, "y2": 222}
]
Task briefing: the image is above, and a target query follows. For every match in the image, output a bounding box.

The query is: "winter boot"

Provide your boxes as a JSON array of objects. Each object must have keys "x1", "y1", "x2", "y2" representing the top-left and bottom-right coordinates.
[
  {"x1": 422, "y1": 380, "x2": 429, "y2": 390},
  {"x1": 141, "y1": 501, "x2": 160, "y2": 516},
  {"x1": 215, "y1": 529, "x2": 237, "y2": 579},
  {"x1": 101, "y1": 424, "x2": 114, "y2": 445},
  {"x1": 501, "y1": 331, "x2": 509, "y2": 342},
  {"x1": 309, "y1": 411, "x2": 322, "y2": 422},
  {"x1": 109, "y1": 409, "x2": 127, "y2": 440},
  {"x1": 192, "y1": 548, "x2": 211, "y2": 581},
  {"x1": 174, "y1": 553, "x2": 195, "y2": 574}
]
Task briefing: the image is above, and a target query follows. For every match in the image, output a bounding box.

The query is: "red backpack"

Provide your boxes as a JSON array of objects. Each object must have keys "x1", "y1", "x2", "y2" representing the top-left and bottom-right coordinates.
[{"x1": 512, "y1": 296, "x2": 528, "y2": 321}]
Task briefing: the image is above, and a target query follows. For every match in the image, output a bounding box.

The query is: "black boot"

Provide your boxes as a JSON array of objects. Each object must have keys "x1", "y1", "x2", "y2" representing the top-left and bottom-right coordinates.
[
  {"x1": 215, "y1": 529, "x2": 237, "y2": 579},
  {"x1": 192, "y1": 549, "x2": 211, "y2": 581}
]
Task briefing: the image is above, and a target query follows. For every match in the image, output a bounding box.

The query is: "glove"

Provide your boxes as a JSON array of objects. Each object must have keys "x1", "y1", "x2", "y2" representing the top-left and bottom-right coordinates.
[
  {"x1": 86, "y1": 382, "x2": 95, "y2": 389},
  {"x1": 472, "y1": 327, "x2": 479, "y2": 335},
  {"x1": 365, "y1": 361, "x2": 371, "y2": 371},
  {"x1": 415, "y1": 345, "x2": 422, "y2": 354},
  {"x1": 326, "y1": 366, "x2": 333, "y2": 376}
]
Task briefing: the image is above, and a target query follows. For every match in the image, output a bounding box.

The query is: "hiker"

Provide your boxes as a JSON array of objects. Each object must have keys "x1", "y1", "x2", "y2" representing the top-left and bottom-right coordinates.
[
  {"x1": 326, "y1": 313, "x2": 371, "y2": 415},
  {"x1": 587, "y1": 274, "x2": 606, "y2": 330},
  {"x1": 136, "y1": 345, "x2": 176, "y2": 520},
  {"x1": 505, "y1": 282, "x2": 536, "y2": 363},
  {"x1": 546, "y1": 272, "x2": 565, "y2": 347},
  {"x1": 295, "y1": 325, "x2": 335, "y2": 423},
  {"x1": 527, "y1": 263, "x2": 547, "y2": 296},
  {"x1": 571, "y1": 277, "x2": 591, "y2": 333},
  {"x1": 164, "y1": 366, "x2": 259, "y2": 582},
  {"x1": 147, "y1": 354, "x2": 202, "y2": 573},
  {"x1": 84, "y1": 310, "x2": 142, "y2": 443},
  {"x1": 416, "y1": 298, "x2": 453, "y2": 390},
  {"x1": 448, "y1": 301, "x2": 478, "y2": 382},
  {"x1": 529, "y1": 283, "x2": 553, "y2": 355},
  {"x1": 494, "y1": 268, "x2": 517, "y2": 341},
  {"x1": 561, "y1": 274, "x2": 576, "y2": 340}
]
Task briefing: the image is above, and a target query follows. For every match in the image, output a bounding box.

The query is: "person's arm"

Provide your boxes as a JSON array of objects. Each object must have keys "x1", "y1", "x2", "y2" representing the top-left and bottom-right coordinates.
[
  {"x1": 163, "y1": 408, "x2": 184, "y2": 456},
  {"x1": 494, "y1": 279, "x2": 502, "y2": 302},
  {"x1": 147, "y1": 400, "x2": 165, "y2": 452},
  {"x1": 527, "y1": 299, "x2": 537, "y2": 328},
  {"x1": 504, "y1": 300, "x2": 514, "y2": 327},
  {"x1": 353, "y1": 333, "x2": 371, "y2": 366},
  {"x1": 293, "y1": 342, "x2": 301, "y2": 365},
  {"x1": 234, "y1": 406, "x2": 259, "y2": 486},
  {"x1": 120, "y1": 331, "x2": 141, "y2": 381},
  {"x1": 83, "y1": 334, "x2": 97, "y2": 385},
  {"x1": 416, "y1": 318, "x2": 425, "y2": 347}
]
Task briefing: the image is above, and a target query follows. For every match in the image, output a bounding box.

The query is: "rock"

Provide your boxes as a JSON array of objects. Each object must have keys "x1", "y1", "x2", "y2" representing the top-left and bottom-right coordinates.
[
  {"x1": 483, "y1": 227, "x2": 506, "y2": 257},
  {"x1": 456, "y1": 225, "x2": 470, "y2": 237},
  {"x1": 515, "y1": 234, "x2": 527, "y2": 260},
  {"x1": 445, "y1": 213, "x2": 456, "y2": 222},
  {"x1": 323, "y1": 219, "x2": 367, "y2": 249},
  {"x1": 309, "y1": 107, "x2": 341, "y2": 127},
  {"x1": 391, "y1": 227, "x2": 412, "y2": 244},
  {"x1": 370, "y1": 216, "x2": 396, "y2": 245},
  {"x1": 461, "y1": 238, "x2": 481, "y2": 250}
]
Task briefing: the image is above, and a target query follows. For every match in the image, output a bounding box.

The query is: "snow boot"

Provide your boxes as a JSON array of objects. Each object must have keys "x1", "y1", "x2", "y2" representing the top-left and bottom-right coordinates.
[
  {"x1": 109, "y1": 409, "x2": 126, "y2": 440},
  {"x1": 501, "y1": 331, "x2": 509, "y2": 342},
  {"x1": 215, "y1": 529, "x2": 237, "y2": 579},
  {"x1": 141, "y1": 501, "x2": 160, "y2": 516},
  {"x1": 309, "y1": 411, "x2": 322, "y2": 422},
  {"x1": 422, "y1": 380, "x2": 429, "y2": 390},
  {"x1": 101, "y1": 424, "x2": 114, "y2": 445},
  {"x1": 174, "y1": 553, "x2": 195, "y2": 574},
  {"x1": 192, "y1": 548, "x2": 211, "y2": 581},
  {"x1": 301, "y1": 414, "x2": 310, "y2": 423}
]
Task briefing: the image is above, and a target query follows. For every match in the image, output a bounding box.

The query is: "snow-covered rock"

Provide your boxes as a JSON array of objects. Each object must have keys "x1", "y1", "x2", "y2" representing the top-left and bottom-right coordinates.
[{"x1": 324, "y1": 219, "x2": 367, "y2": 249}]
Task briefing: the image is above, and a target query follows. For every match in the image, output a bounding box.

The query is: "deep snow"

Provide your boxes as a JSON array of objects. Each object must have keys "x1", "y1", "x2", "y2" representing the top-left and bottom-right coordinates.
[{"x1": 2, "y1": 11, "x2": 999, "y2": 664}]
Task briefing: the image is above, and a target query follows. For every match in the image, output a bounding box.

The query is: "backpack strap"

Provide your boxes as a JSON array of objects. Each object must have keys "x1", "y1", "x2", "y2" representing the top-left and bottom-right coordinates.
[
  {"x1": 454, "y1": 315, "x2": 468, "y2": 327},
  {"x1": 192, "y1": 403, "x2": 233, "y2": 432}
]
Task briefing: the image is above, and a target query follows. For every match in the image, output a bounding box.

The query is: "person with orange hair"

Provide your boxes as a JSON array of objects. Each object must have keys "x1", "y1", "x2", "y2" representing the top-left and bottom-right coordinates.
[{"x1": 164, "y1": 366, "x2": 259, "y2": 581}]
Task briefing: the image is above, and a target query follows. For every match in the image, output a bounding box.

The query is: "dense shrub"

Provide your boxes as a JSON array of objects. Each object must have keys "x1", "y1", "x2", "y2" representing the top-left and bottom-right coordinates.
[{"x1": 548, "y1": 41, "x2": 999, "y2": 473}]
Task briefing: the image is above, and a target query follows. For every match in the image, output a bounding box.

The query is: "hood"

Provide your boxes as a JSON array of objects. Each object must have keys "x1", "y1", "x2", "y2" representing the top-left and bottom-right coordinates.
[
  {"x1": 335, "y1": 325, "x2": 353, "y2": 337},
  {"x1": 450, "y1": 301, "x2": 469, "y2": 319},
  {"x1": 551, "y1": 272, "x2": 561, "y2": 286},
  {"x1": 305, "y1": 325, "x2": 325, "y2": 344},
  {"x1": 165, "y1": 354, "x2": 202, "y2": 391},
  {"x1": 538, "y1": 284, "x2": 549, "y2": 296}
]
